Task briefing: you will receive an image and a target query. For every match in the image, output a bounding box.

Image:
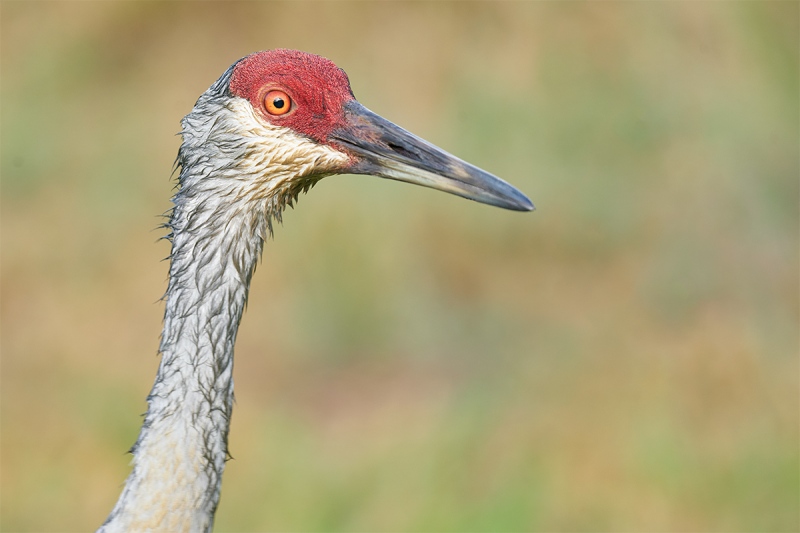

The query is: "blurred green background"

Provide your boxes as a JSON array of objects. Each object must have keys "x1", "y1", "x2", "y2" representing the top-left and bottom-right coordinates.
[{"x1": 1, "y1": 2, "x2": 797, "y2": 532}]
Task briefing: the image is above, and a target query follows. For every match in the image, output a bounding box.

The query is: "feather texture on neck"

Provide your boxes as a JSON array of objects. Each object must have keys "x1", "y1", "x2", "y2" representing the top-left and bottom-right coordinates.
[{"x1": 99, "y1": 77, "x2": 348, "y2": 533}]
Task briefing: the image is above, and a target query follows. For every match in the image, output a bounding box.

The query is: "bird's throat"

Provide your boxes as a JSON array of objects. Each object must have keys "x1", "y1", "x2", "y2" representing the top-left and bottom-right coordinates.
[
  {"x1": 101, "y1": 85, "x2": 347, "y2": 533},
  {"x1": 100, "y1": 178, "x2": 268, "y2": 533}
]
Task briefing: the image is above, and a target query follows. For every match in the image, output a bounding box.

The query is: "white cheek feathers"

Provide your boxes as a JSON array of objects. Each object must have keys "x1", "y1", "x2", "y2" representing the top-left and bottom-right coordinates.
[{"x1": 224, "y1": 97, "x2": 350, "y2": 200}]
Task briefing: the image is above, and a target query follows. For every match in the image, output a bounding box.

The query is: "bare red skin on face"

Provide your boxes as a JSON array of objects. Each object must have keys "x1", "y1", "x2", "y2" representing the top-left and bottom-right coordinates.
[{"x1": 229, "y1": 49, "x2": 356, "y2": 144}]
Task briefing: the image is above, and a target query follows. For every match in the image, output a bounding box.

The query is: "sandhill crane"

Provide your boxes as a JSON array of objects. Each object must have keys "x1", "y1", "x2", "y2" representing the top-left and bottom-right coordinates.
[{"x1": 98, "y1": 49, "x2": 533, "y2": 533}]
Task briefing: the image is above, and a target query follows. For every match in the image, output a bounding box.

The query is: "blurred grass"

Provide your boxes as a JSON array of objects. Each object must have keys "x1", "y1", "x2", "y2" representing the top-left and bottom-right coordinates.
[{"x1": 1, "y1": 1, "x2": 798, "y2": 532}]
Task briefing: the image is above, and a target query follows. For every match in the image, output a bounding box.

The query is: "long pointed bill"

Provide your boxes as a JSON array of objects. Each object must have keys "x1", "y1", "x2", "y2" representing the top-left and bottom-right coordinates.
[{"x1": 329, "y1": 101, "x2": 534, "y2": 212}]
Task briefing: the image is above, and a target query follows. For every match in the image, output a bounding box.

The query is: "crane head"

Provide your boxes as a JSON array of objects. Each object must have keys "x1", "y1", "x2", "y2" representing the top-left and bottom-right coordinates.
[{"x1": 215, "y1": 49, "x2": 533, "y2": 211}]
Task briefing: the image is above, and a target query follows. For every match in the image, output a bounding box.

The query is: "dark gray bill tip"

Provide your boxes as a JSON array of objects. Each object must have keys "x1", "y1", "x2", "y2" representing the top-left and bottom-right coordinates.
[{"x1": 498, "y1": 186, "x2": 535, "y2": 212}]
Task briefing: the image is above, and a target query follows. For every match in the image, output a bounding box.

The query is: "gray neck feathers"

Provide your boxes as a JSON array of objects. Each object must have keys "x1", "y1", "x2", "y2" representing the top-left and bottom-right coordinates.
[
  {"x1": 100, "y1": 85, "x2": 269, "y2": 533},
  {"x1": 101, "y1": 69, "x2": 348, "y2": 533}
]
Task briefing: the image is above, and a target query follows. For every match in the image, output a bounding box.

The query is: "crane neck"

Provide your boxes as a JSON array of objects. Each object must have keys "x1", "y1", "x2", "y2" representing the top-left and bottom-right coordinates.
[
  {"x1": 100, "y1": 92, "x2": 271, "y2": 533},
  {"x1": 100, "y1": 75, "x2": 347, "y2": 533},
  {"x1": 101, "y1": 176, "x2": 268, "y2": 532}
]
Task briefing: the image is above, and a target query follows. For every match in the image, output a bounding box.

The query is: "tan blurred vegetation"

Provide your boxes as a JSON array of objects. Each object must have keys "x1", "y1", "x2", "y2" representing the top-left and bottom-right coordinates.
[{"x1": 1, "y1": 2, "x2": 798, "y2": 532}]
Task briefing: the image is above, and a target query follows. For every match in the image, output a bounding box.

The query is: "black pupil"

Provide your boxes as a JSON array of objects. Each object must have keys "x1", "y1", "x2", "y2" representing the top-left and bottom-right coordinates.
[{"x1": 273, "y1": 97, "x2": 285, "y2": 109}]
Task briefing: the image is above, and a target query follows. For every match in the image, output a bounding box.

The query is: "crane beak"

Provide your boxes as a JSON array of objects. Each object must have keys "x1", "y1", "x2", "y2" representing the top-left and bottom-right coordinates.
[{"x1": 329, "y1": 101, "x2": 534, "y2": 212}]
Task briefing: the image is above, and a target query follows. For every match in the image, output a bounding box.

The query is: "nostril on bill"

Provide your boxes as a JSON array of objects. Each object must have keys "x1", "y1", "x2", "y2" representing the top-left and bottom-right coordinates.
[{"x1": 386, "y1": 141, "x2": 420, "y2": 162}]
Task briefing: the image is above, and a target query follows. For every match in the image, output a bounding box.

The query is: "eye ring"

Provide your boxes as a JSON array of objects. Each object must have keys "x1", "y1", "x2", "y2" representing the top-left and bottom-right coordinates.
[{"x1": 264, "y1": 90, "x2": 292, "y2": 116}]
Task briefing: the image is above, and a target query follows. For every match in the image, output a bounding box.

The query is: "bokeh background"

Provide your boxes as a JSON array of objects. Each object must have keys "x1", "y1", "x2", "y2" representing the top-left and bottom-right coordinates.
[{"x1": 2, "y1": 2, "x2": 797, "y2": 531}]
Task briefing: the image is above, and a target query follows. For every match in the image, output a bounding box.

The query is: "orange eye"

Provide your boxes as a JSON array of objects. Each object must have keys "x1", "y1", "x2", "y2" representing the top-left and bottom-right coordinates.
[{"x1": 264, "y1": 90, "x2": 292, "y2": 116}]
